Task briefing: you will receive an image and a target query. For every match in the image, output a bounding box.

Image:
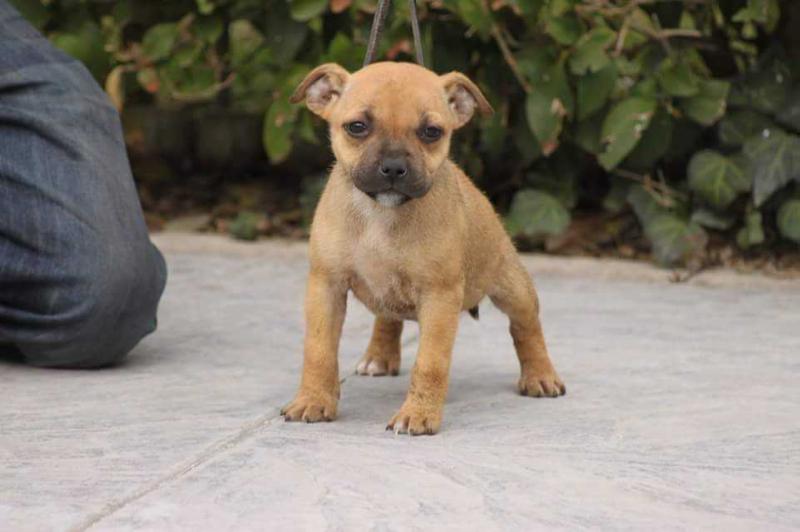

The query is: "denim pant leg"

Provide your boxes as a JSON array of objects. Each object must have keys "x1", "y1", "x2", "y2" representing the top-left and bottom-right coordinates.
[{"x1": 0, "y1": 0, "x2": 167, "y2": 368}]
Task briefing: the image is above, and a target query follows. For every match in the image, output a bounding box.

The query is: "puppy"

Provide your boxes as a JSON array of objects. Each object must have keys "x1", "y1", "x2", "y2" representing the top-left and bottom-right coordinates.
[{"x1": 281, "y1": 61, "x2": 565, "y2": 435}]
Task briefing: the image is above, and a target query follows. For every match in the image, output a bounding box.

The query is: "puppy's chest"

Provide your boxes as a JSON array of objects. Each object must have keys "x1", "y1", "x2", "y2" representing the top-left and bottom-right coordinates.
[{"x1": 349, "y1": 228, "x2": 418, "y2": 319}]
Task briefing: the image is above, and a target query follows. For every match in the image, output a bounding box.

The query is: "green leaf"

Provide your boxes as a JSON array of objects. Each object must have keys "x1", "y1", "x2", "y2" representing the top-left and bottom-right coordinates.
[
  {"x1": 195, "y1": 0, "x2": 215, "y2": 15},
  {"x1": 691, "y1": 209, "x2": 735, "y2": 230},
  {"x1": 576, "y1": 62, "x2": 617, "y2": 120},
  {"x1": 627, "y1": 185, "x2": 665, "y2": 224},
  {"x1": 680, "y1": 79, "x2": 729, "y2": 126},
  {"x1": 443, "y1": 0, "x2": 493, "y2": 39},
  {"x1": 656, "y1": 58, "x2": 700, "y2": 97},
  {"x1": 525, "y1": 171, "x2": 577, "y2": 209},
  {"x1": 776, "y1": 89, "x2": 800, "y2": 134},
  {"x1": 324, "y1": 33, "x2": 364, "y2": 72},
  {"x1": 51, "y1": 22, "x2": 108, "y2": 80},
  {"x1": 505, "y1": 189, "x2": 571, "y2": 238},
  {"x1": 141, "y1": 23, "x2": 179, "y2": 61},
  {"x1": 264, "y1": 96, "x2": 300, "y2": 163},
  {"x1": 734, "y1": 59, "x2": 791, "y2": 114},
  {"x1": 602, "y1": 178, "x2": 630, "y2": 214},
  {"x1": 687, "y1": 150, "x2": 749, "y2": 209},
  {"x1": 777, "y1": 199, "x2": 800, "y2": 243},
  {"x1": 597, "y1": 96, "x2": 656, "y2": 170},
  {"x1": 263, "y1": 2, "x2": 308, "y2": 66},
  {"x1": 646, "y1": 213, "x2": 708, "y2": 266},
  {"x1": 718, "y1": 109, "x2": 774, "y2": 147},
  {"x1": 524, "y1": 61, "x2": 572, "y2": 155},
  {"x1": 733, "y1": 0, "x2": 780, "y2": 32},
  {"x1": 736, "y1": 211, "x2": 765, "y2": 248},
  {"x1": 513, "y1": 115, "x2": 542, "y2": 166},
  {"x1": 230, "y1": 19, "x2": 265, "y2": 66},
  {"x1": 229, "y1": 211, "x2": 261, "y2": 241},
  {"x1": 624, "y1": 108, "x2": 673, "y2": 169},
  {"x1": 545, "y1": 13, "x2": 584, "y2": 45},
  {"x1": 194, "y1": 15, "x2": 223, "y2": 43},
  {"x1": 742, "y1": 129, "x2": 800, "y2": 206},
  {"x1": 289, "y1": 0, "x2": 328, "y2": 21},
  {"x1": 572, "y1": 111, "x2": 603, "y2": 154},
  {"x1": 569, "y1": 27, "x2": 615, "y2": 75}
]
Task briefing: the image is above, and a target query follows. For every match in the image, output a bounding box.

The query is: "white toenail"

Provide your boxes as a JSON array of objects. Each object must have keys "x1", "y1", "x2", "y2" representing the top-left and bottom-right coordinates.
[
  {"x1": 356, "y1": 360, "x2": 367, "y2": 373},
  {"x1": 367, "y1": 360, "x2": 383, "y2": 375}
]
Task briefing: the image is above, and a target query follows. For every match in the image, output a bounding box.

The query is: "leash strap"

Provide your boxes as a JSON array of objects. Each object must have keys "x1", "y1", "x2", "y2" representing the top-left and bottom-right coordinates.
[{"x1": 363, "y1": 0, "x2": 425, "y2": 67}]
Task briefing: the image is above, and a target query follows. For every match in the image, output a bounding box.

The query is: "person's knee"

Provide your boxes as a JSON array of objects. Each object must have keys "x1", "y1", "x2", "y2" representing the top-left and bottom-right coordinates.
[{"x1": 19, "y1": 241, "x2": 167, "y2": 369}]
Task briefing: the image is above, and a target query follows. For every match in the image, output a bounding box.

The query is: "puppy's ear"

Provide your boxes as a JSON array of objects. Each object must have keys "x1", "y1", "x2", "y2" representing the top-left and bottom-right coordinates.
[
  {"x1": 290, "y1": 63, "x2": 350, "y2": 119},
  {"x1": 440, "y1": 72, "x2": 493, "y2": 128}
]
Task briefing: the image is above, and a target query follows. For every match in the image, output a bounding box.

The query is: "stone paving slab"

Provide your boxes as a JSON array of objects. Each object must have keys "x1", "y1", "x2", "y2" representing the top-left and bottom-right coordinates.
[{"x1": 1, "y1": 234, "x2": 799, "y2": 531}]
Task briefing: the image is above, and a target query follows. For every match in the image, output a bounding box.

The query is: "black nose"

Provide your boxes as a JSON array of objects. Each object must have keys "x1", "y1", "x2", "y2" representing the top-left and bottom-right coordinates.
[{"x1": 379, "y1": 157, "x2": 408, "y2": 179}]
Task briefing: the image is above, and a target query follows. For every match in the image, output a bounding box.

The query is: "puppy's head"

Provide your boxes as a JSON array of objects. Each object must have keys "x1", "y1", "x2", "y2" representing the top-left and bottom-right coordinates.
[{"x1": 290, "y1": 61, "x2": 492, "y2": 207}]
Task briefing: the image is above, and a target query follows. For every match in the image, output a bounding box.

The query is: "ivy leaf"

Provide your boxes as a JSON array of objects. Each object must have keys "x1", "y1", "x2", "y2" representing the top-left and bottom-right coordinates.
[
  {"x1": 602, "y1": 178, "x2": 630, "y2": 214},
  {"x1": 569, "y1": 27, "x2": 615, "y2": 75},
  {"x1": 597, "y1": 96, "x2": 656, "y2": 170},
  {"x1": 776, "y1": 88, "x2": 800, "y2": 134},
  {"x1": 51, "y1": 22, "x2": 109, "y2": 80},
  {"x1": 736, "y1": 211, "x2": 765, "y2": 249},
  {"x1": 141, "y1": 23, "x2": 179, "y2": 61},
  {"x1": 576, "y1": 62, "x2": 617, "y2": 120},
  {"x1": 733, "y1": 59, "x2": 791, "y2": 114},
  {"x1": 264, "y1": 95, "x2": 300, "y2": 163},
  {"x1": 656, "y1": 58, "x2": 700, "y2": 97},
  {"x1": 718, "y1": 109, "x2": 774, "y2": 147},
  {"x1": 525, "y1": 61, "x2": 572, "y2": 155},
  {"x1": 289, "y1": 0, "x2": 328, "y2": 21},
  {"x1": 265, "y1": 2, "x2": 308, "y2": 66},
  {"x1": 627, "y1": 186, "x2": 708, "y2": 266},
  {"x1": 777, "y1": 198, "x2": 800, "y2": 243},
  {"x1": 691, "y1": 209, "x2": 735, "y2": 230},
  {"x1": 572, "y1": 111, "x2": 603, "y2": 154},
  {"x1": 229, "y1": 211, "x2": 261, "y2": 241},
  {"x1": 525, "y1": 171, "x2": 578, "y2": 209},
  {"x1": 505, "y1": 189, "x2": 571, "y2": 238},
  {"x1": 687, "y1": 150, "x2": 749, "y2": 209},
  {"x1": 680, "y1": 79, "x2": 729, "y2": 126},
  {"x1": 230, "y1": 20, "x2": 265, "y2": 66},
  {"x1": 545, "y1": 13, "x2": 585, "y2": 46},
  {"x1": 444, "y1": 0, "x2": 492, "y2": 39},
  {"x1": 742, "y1": 129, "x2": 800, "y2": 206},
  {"x1": 624, "y1": 108, "x2": 673, "y2": 169},
  {"x1": 646, "y1": 213, "x2": 708, "y2": 266}
]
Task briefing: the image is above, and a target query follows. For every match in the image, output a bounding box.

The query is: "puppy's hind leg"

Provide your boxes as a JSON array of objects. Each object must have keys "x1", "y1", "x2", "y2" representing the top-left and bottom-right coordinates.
[
  {"x1": 356, "y1": 317, "x2": 402, "y2": 376},
  {"x1": 489, "y1": 258, "x2": 565, "y2": 398}
]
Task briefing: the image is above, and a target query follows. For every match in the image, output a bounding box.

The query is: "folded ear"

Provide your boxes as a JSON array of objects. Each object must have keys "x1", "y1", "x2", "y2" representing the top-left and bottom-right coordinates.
[
  {"x1": 440, "y1": 72, "x2": 493, "y2": 128},
  {"x1": 289, "y1": 63, "x2": 350, "y2": 119}
]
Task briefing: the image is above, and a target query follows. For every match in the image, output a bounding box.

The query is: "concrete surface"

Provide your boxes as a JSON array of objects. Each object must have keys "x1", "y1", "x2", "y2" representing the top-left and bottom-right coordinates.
[{"x1": 2, "y1": 233, "x2": 799, "y2": 531}]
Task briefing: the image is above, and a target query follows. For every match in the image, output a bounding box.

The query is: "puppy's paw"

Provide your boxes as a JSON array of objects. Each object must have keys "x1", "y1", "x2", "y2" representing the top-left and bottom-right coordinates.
[
  {"x1": 386, "y1": 401, "x2": 441, "y2": 436},
  {"x1": 355, "y1": 352, "x2": 399, "y2": 376},
  {"x1": 281, "y1": 392, "x2": 338, "y2": 423},
  {"x1": 518, "y1": 371, "x2": 566, "y2": 398}
]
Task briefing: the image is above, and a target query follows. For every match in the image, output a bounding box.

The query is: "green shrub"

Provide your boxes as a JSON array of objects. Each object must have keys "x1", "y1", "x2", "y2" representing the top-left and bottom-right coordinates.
[{"x1": 13, "y1": 0, "x2": 800, "y2": 264}]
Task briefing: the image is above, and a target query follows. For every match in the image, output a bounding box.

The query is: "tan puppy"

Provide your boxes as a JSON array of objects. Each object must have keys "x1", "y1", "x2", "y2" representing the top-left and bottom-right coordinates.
[{"x1": 281, "y1": 61, "x2": 565, "y2": 435}]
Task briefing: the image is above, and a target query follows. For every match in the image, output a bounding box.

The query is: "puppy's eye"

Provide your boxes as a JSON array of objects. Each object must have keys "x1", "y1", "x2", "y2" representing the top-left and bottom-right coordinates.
[
  {"x1": 344, "y1": 121, "x2": 369, "y2": 138},
  {"x1": 419, "y1": 126, "x2": 443, "y2": 143}
]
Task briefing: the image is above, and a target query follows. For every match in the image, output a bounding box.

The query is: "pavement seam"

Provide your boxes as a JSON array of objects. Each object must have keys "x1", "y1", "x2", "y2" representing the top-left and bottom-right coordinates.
[
  {"x1": 71, "y1": 411, "x2": 282, "y2": 532},
  {"x1": 72, "y1": 331, "x2": 418, "y2": 531}
]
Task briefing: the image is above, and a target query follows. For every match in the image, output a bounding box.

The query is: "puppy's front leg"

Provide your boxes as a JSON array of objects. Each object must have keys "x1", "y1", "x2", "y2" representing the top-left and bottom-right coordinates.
[
  {"x1": 282, "y1": 270, "x2": 346, "y2": 422},
  {"x1": 387, "y1": 290, "x2": 462, "y2": 435}
]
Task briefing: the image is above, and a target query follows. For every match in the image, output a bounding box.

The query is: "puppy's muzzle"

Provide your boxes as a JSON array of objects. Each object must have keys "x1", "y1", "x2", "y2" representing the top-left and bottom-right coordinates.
[{"x1": 354, "y1": 155, "x2": 430, "y2": 206}]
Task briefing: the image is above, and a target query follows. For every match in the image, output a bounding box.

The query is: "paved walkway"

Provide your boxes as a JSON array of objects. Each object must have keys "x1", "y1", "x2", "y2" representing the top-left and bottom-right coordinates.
[{"x1": 2, "y1": 234, "x2": 799, "y2": 531}]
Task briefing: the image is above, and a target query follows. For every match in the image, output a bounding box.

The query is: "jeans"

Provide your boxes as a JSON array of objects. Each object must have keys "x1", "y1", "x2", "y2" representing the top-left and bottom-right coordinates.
[{"x1": 0, "y1": 0, "x2": 167, "y2": 368}]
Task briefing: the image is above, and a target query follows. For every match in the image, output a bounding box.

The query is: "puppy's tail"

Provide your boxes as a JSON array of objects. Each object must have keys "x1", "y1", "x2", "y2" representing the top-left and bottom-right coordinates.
[{"x1": 468, "y1": 306, "x2": 479, "y2": 320}]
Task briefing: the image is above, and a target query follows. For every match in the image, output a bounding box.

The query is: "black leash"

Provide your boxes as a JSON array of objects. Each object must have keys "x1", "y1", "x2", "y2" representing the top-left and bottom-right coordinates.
[{"x1": 363, "y1": 0, "x2": 425, "y2": 67}]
